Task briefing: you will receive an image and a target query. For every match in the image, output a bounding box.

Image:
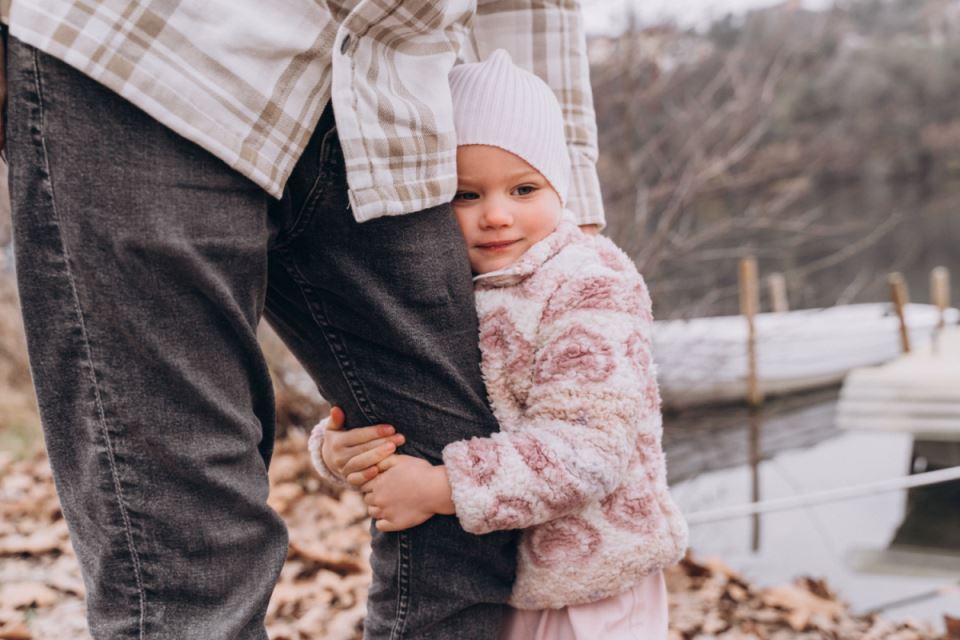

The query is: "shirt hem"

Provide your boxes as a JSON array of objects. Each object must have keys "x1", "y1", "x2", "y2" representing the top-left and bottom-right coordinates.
[
  {"x1": 348, "y1": 174, "x2": 458, "y2": 222},
  {"x1": 7, "y1": 16, "x2": 313, "y2": 200}
]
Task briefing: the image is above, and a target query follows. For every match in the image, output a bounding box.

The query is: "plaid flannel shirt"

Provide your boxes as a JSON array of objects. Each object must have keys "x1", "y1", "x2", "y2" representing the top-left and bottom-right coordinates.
[{"x1": 3, "y1": 0, "x2": 604, "y2": 227}]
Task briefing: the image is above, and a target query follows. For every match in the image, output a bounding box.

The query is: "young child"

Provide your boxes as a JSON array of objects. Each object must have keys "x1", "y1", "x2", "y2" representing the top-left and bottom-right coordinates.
[{"x1": 309, "y1": 49, "x2": 688, "y2": 639}]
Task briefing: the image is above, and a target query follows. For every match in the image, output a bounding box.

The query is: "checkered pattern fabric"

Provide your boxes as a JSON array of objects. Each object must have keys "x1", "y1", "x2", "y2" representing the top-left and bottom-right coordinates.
[{"x1": 4, "y1": 0, "x2": 604, "y2": 226}]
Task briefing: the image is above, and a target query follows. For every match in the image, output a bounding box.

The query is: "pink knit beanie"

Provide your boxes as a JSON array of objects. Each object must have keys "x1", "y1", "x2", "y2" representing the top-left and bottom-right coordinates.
[{"x1": 449, "y1": 49, "x2": 571, "y2": 205}]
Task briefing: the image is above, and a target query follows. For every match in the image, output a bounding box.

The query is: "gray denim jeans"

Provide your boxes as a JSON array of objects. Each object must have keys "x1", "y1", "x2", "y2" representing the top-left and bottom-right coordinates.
[{"x1": 4, "y1": 36, "x2": 518, "y2": 639}]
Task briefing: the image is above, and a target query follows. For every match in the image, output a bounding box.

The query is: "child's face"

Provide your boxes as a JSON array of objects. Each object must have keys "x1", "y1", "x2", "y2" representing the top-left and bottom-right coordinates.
[{"x1": 453, "y1": 145, "x2": 563, "y2": 274}]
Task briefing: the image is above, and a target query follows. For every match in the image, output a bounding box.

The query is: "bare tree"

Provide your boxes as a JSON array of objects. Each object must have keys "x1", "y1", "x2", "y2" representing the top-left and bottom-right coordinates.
[{"x1": 590, "y1": 6, "x2": 934, "y2": 318}]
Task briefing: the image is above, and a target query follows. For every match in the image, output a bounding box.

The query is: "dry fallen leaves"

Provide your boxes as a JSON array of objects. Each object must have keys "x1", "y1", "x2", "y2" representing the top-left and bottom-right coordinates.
[
  {"x1": 3, "y1": 270, "x2": 947, "y2": 637},
  {"x1": 0, "y1": 442, "x2": 950, "y2": 640},
  {"x1": 666, "y1": 552, "x2": 945, "y2": 640},
  {"x1": 761, "y1": 582, "x2": 846, "y2": 631}
]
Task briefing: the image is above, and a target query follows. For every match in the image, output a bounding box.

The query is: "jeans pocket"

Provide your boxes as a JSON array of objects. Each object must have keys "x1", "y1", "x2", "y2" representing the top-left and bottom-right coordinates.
[{"x1": 272, "y1": 125, "x2": 344, "y2": 249}]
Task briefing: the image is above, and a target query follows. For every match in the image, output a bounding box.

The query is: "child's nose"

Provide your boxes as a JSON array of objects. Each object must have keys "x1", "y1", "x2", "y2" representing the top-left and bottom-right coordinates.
[{"x1": 481, "y1": 202, "x2": 513, "y2": 228}]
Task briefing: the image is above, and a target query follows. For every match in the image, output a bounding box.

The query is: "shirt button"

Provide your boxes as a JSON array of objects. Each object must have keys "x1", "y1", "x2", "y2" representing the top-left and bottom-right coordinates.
[{"x1": 340, "y1": 34, "x2": 352, "y2": 54}]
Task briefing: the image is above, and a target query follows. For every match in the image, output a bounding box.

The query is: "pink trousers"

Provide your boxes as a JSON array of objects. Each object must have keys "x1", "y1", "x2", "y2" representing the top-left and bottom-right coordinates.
[{"x1": 499, "y1": 571, "x2": 668, "y2": 640}]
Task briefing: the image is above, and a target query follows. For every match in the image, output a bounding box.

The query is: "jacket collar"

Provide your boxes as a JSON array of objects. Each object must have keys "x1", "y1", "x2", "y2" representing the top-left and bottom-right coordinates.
[{"x1": 472, "y1": 215, "x2": 582, "y2": 288}]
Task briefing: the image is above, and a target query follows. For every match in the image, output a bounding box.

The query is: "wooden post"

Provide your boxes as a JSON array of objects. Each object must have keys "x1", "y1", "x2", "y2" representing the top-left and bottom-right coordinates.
[
  {"x1": 766, "y1": 273, "x2": 789, "y2": 313},
  {"x1": 932, "y1": 267, "x2": 950, "y2": 330},
  {"x1": 739, "y1": 257, "x2": 763, "y2": 552},
  {"x1": 931, "y1": 267, "x2": 950, "y2": 356},
  {"x1": 740, "y1": 258, "x2": 762, "y2": 406},
  {"x1": 888, "y1": 272, "x2": 910, "y2": 354}
]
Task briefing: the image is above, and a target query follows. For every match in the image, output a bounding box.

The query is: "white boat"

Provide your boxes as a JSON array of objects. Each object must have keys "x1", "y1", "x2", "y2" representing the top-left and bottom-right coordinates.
[
  {"x1": 653, "y1": 303, "x2": 958, "y2": 409},
  {"x1": 836, "y1": 325, "x2": 960, "y2": 440}
]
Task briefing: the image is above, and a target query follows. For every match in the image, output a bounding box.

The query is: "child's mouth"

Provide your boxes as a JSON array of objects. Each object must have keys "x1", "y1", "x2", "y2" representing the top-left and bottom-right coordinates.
[{"x1": 477, "y1": 240, "x2": 519, "y2": 251}]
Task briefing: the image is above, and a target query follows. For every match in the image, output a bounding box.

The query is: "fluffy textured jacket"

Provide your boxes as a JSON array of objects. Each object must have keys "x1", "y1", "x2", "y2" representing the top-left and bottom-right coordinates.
[
  {"x1": 441, "y1": 219, "x2": 688, "y2": 610},
  {"x1": 308, "y1": 219, "x2": 689, "y2": 609}
]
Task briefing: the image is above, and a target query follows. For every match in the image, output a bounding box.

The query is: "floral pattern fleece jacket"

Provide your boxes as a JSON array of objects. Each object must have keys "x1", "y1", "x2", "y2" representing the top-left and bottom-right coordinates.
[
  {"x1": 442, "y1": 219, "x2": 688, "y2": 610},
  {"x1": 309, "y1": 219, "x2": 688, "y2": 610}
]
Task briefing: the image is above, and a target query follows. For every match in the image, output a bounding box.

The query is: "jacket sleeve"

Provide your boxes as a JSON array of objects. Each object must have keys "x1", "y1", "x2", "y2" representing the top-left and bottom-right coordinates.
[
  {"x1": 470, "y1": 0, "x2": 605, "y2": 228},
  {"x1": 308, "y1": 418, "x2": 352, "y2": 490},
  {"x1": 442, "y1": 268, "x2": 658, "y2": 534}
]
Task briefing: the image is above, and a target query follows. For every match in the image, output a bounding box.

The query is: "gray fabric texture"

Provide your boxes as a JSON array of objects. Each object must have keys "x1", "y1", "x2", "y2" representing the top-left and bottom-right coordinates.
[{"x1": 5, "y1": 36, "x2": 518, "y2": 640}]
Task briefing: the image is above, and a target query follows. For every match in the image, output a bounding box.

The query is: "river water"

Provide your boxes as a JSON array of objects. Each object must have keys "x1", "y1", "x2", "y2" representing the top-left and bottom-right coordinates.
[
  {"x1": 658, "y1": 179, "x2": 960, "y2": 628},
  {"x1": 663, "y1": 388, "x2": 960, "y2": 630}
]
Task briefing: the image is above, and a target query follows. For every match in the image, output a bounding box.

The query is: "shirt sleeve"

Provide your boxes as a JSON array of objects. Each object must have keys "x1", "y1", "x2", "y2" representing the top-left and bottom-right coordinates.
[
  {"x1": 442, "y1": 269, "x2": 657, "y2": 534},
  {"x1": 471, "y1": 0, "x2": 605, "y2": 229}
]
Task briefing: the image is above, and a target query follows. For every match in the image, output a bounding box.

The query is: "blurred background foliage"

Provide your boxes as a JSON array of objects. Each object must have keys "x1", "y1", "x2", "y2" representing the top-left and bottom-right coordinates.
[{"x1": 591, "y1": 0, "x2": 960, "y2": 317}]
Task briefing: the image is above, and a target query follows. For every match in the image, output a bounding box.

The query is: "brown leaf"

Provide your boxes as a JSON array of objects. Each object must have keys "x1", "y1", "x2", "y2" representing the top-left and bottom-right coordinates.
[
  {"x1": 679, "y1": 549, "x2": 712, "y2": 577},
  {"x1": 703, "y1": 556, "x2": 744, "y2": 582},
  {"x1": 945, "y1": 615, "x2": 960, "y2": 639},
  {"x1": 268, "y1": 453, "x2": 307, "y2": 487},
  {"x1": 0, "y1": 621, "x2": 32, "y2": 640},
  {"x1": 761, "y1": 583, "x2": 845, "y2": 632},
  {"x1": 46, "y1": 571, "x2": 85, "y2": 597},
  {"x1": 0, "y1": 582, "x2": 58, "y2": 609},
  {"x1": 288, "y1": 540, "x2": 365, "y2": 576},
  {"x1": 0, "y1": 523, "x2": 68, "y2": 557},
  {"x1": 267, "y1": 482, "x2": 304, "y2": 515},
  {"x1": 797, "y1": 576, "x2": 836, "y2": 601},
  {"x1": 703, "y1": 608, "x2": 731, "y2": 634},
  {"x1": 728, "y1": 583, "x2": 750, "y2": 603},
  {"x1": 323, "y1": 601, "x2": 367, "y2": 640}
]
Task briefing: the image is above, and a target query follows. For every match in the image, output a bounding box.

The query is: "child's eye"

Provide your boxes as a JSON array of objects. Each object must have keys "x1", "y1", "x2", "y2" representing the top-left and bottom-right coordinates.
[
  {"x1": 513, "y1": 185, "x2": 537, "y2": 196},
  {"x1": 454, "y1": 191, "x2": 479, "y2": 202}
]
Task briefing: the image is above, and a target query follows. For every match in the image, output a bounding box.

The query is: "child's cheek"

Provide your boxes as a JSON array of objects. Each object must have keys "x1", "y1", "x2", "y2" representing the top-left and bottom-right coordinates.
[
  {"x1": 451, "y1": 205, "x2": 471, "y2": 235},
  {"x1": 466, "y1": 249, "x2": 485, "y2": 275}
]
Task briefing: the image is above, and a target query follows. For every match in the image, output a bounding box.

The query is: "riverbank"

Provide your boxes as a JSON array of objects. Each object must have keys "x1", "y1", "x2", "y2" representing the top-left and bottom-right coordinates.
[{"x1": 0, "y1": 435, "x2": 950, "y2": 640}]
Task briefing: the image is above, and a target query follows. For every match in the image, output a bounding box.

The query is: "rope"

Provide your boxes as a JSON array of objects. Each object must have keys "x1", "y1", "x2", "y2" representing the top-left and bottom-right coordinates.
[
  {"x1": 864, "y1": 582, "x2": 960, "y2": 614},
  {"x1": 685, "y1": 465, "x2": 960, "y2": 525}
]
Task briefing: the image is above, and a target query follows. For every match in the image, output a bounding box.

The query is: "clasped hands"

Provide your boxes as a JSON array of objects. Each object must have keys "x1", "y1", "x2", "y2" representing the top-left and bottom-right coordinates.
[{"x1": 318, "y1": 407, "x2": 455, "y2": 532}]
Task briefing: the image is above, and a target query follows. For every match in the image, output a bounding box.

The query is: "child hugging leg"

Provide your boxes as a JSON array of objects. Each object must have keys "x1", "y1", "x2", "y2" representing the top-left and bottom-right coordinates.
[{"x1": 311, "y1": 49, "x2": 689, "y2": 640}]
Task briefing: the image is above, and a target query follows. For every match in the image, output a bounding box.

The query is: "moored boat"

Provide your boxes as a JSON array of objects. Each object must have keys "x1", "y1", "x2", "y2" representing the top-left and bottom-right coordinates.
[
  {"x1": 654, "y1": 303, "x2": 958, "y2": 409},
  {"x1": 836, "y1": 325, "x2": 960, "y2": 438}
]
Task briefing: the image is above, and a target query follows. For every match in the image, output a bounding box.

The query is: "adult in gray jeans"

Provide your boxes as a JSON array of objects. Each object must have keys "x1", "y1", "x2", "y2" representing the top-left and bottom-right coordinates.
[{"x1": 0, "y1": 1, "x2": 604, "y2": 638}]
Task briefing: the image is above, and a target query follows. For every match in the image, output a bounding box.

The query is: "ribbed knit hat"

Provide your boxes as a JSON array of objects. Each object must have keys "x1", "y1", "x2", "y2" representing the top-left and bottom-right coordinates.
[{"x1": 449, "y1": 49, "x2": 570, "y2": 204}]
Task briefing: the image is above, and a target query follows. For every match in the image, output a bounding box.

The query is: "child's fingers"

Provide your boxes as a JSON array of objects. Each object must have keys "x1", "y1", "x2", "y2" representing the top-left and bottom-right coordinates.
[
  {"x1": 342, "y1": 443, "x2": 398, "y2": 476},
  {"x1": 375, "y1": 518, "x2": 398, "y2": 532},
  {"x1": 377, "y1": 455, "x2": 402, "y2": 472},
  {"x1": 346, "y1": 466, "x2": 378, "y2": 487},
  {"x1": 325, "y1": 406, "x2": 345, "y2": 430},
  {"x1": 345, "y1": 434, "x2": 405, "y2": 459},
  {"x1": 323, "y1": 409, "x2": 396, "y2": 445},
  {"x1": 339, "y1": 424, "x2": 398, "y2": 447}
]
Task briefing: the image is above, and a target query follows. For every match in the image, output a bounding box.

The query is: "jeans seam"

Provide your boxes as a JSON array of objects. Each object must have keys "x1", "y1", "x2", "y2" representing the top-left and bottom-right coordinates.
[
  {"x1": 272, "y1": 126, "x2": 342, "y2": 251},
  {"x1": 274, "y1": 251, "x2": 382, "y2": 424},
  {"x1": 31, "y1": 48, "x2": 147, "y2": 638},
  {"x1": 390, "y1": 531, "x2": 412, "y2": 640}
]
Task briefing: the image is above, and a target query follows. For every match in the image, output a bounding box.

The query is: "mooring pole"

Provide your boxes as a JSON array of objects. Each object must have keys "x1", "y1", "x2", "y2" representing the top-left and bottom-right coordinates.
[
  {"x1": 931, "y1": 267, "x2": 950, "y2": 355},
  {"x1": 739, "y1": 257, "x2": 763, "y2": 552},
  {"x1": 888, "y1": 272, "x2": 910, "y2": 354}
]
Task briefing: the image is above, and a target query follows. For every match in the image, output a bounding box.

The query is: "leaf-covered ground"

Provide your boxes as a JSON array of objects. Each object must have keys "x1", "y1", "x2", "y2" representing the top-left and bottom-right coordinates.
[
  {"x1": 1, "y1": 435, "x2": 952, "y2": 640},
  {"x1": 0, "y1": 271, "x2": 952, "y2": 639}
]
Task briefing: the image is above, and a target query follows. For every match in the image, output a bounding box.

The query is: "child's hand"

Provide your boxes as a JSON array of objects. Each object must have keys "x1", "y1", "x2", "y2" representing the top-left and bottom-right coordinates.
[
  {"x1": 319, "y1": 407, "x2": 406, "y2": 487},
  {"x1": 361, "y1": 455, "x2": 455, "y2": 532}
]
